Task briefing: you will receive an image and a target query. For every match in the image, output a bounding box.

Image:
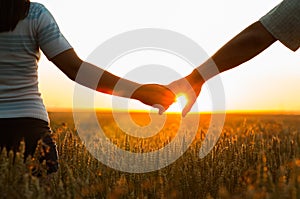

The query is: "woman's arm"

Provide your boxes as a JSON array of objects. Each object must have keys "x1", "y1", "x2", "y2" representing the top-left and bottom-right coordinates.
[{"x1": 50, "y1": 49, "x2": 175, "y2": 112}]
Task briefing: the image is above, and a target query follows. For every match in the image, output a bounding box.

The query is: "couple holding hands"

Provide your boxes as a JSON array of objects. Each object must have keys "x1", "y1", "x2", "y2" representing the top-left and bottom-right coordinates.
[{"x1": 0, "y1": 0, "x2": 298, "y2": 174}]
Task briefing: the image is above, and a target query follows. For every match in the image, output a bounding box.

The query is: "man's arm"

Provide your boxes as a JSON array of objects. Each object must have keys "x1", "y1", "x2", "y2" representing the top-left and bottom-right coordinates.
[
  {"x1": 169, "y1": 21, "x2": 277, "y2": 116},
  {"x1": 190, "y1": 21, "x2": 277, "y2": 83}
]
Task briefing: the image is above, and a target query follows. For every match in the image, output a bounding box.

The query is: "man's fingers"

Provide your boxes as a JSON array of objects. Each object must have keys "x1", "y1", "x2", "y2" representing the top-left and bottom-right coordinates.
[
  {"x1": 182, "y1": 98, "x2": 195, "y2": 117},
  {"x1": 182, "y1": 104, "x2": 192, "y2": 117}
]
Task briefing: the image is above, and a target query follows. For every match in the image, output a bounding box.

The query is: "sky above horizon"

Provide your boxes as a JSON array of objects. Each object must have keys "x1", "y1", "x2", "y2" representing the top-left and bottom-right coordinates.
[{"x1": 36, "y1": 0, "x2": 299, "y2": 113}]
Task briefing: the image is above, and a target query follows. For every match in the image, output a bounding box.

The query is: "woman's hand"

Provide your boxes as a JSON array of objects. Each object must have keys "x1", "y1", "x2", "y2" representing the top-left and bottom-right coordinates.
[{"x1": 132, "y1": 84, "x2": 176, "y2": 114}]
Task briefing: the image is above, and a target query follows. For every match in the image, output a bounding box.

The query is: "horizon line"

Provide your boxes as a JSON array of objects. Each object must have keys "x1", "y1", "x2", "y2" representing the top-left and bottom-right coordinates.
[{"x1": 46, "y1": 108, "x2": 300, "y2": 115}]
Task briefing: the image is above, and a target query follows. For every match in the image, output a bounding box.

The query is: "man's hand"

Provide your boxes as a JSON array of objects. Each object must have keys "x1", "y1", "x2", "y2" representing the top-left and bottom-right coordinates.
[
  {"x1": 168, "y1": 71, "x2": 204, "y2": 117},
  {"x1": 132, "y1": 84, "x2": 176, "y2": 114}
]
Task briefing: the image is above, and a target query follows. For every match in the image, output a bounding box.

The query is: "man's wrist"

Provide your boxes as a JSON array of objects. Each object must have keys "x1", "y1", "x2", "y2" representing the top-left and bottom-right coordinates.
[{"x1": 187, "y1": 69, "x2": 204, "y2": 85}]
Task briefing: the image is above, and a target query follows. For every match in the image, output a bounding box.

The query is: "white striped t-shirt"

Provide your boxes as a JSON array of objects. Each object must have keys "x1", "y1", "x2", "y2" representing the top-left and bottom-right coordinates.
[{"x1": 0, "y1": 2, "x2": 72, "y2": 122}]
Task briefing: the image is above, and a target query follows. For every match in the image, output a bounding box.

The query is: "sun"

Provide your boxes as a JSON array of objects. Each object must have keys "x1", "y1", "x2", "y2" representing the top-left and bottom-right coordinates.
[{"x1": 166, "y1": 93, "x2": 188, "y2": 113}]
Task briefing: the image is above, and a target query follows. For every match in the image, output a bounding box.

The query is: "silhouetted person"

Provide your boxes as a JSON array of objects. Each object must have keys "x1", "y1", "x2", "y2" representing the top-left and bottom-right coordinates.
[
  {"x1": 0, "y1": 0, "x2": 174, "y2": 174},
  {"x1": 169, "y1": 0, "x2": 299, "y2": 116}
]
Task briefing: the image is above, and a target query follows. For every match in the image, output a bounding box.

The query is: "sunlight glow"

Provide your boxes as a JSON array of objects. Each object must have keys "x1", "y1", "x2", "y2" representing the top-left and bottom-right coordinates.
[
  {"x1": 166, "y1": 93, "x2": 188, "y2": 113},
  {"x1": 38, "y1": 0, "x2": 300, "y2": 113},
  {"x1": 176, "y1": 94, "x2": 188, "y2": 106}
]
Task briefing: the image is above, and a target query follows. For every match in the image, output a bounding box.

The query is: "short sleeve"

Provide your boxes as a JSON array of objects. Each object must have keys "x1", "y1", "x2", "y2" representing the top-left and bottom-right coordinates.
[
  {"x1": 35, "y1": 5, "x2": 72, "y2": 59},
  {"x1": 259, "y1": 0, "x2": 300, "y2": 51}
]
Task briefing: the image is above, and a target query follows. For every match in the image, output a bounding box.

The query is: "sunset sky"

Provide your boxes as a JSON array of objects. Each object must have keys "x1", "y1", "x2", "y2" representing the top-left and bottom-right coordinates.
[{"x1": 37, "y1": 0, "x2": 299, "y2": 113}]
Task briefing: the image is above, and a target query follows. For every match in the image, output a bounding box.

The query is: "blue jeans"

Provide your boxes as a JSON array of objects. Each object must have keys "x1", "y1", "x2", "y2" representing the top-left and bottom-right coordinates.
[{"x1": 0, "y1": 117, "x2": 58, "y2": 174}]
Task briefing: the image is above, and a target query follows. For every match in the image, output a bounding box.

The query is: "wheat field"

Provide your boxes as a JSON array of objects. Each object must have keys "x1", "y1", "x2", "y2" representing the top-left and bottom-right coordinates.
[{"x1": 1, "y1": 112, "x2": 300, "y2": 199}]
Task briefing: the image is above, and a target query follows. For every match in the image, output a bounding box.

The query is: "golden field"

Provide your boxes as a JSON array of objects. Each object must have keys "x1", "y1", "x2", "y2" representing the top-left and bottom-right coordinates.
[{"x1": 1, "y1": 112, "x2": 300, "y2": 199}]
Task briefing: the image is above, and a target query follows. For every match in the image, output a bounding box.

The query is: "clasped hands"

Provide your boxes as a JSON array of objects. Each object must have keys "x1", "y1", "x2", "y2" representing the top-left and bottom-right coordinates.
[{"x1": 132, "y1": 70, "x2": 204, "y2": 117}]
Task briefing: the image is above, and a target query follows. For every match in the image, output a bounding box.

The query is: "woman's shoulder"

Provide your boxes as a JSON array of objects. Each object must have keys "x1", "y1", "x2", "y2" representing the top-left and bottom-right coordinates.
[{"x1": 27, "y1": 2, "x2": 49, "y2": 19}]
